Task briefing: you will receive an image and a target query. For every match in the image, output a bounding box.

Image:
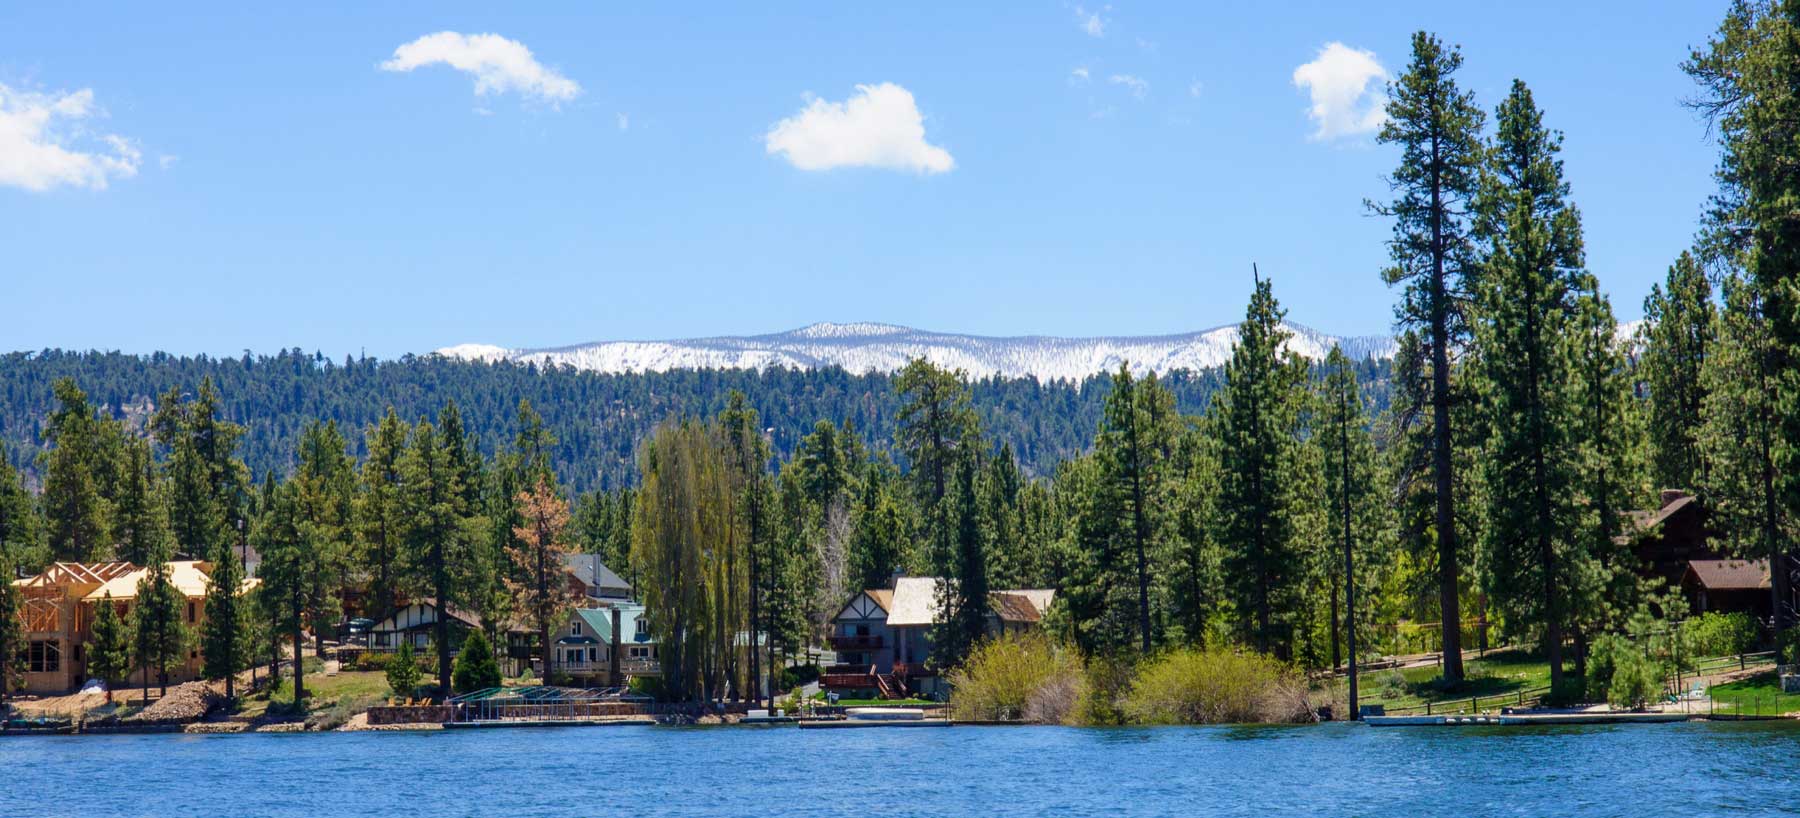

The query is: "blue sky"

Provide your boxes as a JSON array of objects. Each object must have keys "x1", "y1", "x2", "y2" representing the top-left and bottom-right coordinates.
[{"x1": 1, "y1": 2, "x2": 1726, "y2": 358}]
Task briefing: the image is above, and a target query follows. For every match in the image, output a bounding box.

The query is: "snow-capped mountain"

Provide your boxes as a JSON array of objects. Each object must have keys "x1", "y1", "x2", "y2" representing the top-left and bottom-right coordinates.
[{"x1": 434, "y1": 322, "x2": 1397, "y2": 381}]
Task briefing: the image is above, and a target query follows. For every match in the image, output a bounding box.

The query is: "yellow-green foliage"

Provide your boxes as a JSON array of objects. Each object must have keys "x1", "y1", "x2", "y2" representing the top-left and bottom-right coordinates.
[
  {"x1": 947, "y1": 632, "x2": 1085, "y2": 724},
  {"x1": 1121, "y1": 648, "x2": 1313, "y2": 724}
]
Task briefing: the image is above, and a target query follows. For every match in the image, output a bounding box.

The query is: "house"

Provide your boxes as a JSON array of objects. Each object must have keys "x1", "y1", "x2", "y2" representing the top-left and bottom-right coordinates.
[
  {"x1": 1627, "y1": 490, "x2": 1723, "y2": 586},
  {"x1": 546, "y1": 601, "x2": 658, "y2": 683},
  {"x1": 10, "y1": 560, "x2": 257, "y2": 695},
  {"x1": 563, "y1": 553, "x2": 632, "y2": 602},
  {"x1": 1682, "y1": 559, "x2": 1774, "y2": 620},
  {"x1": 823, "y1": 577, "x2": 1056, "y2": 698},
  {"x1": 365, "y1": 598, "x2": 483, "y2": 654}
]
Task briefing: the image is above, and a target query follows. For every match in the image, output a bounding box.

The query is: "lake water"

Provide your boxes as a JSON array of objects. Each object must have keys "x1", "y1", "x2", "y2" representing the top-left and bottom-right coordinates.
[{"x1": 4, "y1": 721, "x2": 1798, "y2": 817}]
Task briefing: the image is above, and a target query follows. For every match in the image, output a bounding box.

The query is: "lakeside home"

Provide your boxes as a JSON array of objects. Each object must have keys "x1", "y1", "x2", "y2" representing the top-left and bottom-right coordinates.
[
  {"x1": 11, "y1": 560, "x2": 258, "y2": 694},
  {"x1": 825, "y1": 577, "x2": 1054, "y2": 699},
  {"x1": 549, "y1": 602, "x2": 660, "y2": 683}
]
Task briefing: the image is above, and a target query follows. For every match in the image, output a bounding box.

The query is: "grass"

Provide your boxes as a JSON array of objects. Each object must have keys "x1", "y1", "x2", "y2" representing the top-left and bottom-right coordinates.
[
  {"x1": 1707, "y1": 671, "x2": 1800, "y2": 716},
  {"x1": 833, "y1": 698, "x2": 936, "y2": 707},
  {"x1": 236, "y1": 670, "x2": 392, "y2": 722},
  {"x1": 1341, "y1": 648, "x2": 1554, "y2": 714}
]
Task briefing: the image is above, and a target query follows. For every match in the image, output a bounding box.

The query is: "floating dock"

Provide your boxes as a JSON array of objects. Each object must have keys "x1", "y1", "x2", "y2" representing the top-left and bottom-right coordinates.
[
  {"x1": 1365, "y1": 712, "x2": 1692, "y2": 727},
  {"x1": 798, "y1": 718, "x2": 951, "y2": 729}
]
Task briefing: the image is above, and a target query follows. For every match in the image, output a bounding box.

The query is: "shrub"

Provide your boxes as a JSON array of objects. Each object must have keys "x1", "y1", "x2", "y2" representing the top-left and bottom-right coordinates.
[
  {"x1": 778, "y1": 663, "x2": 821, "y2": 690},
  {"x1": 1684, "y1": 612, "x2": 1758, "y2": 659},
  {"x1": 1076, "y1": 655, "x2": 1136, "y2": 726},
  {"x1": 1587, "y1": 633, "x2": 1665, "y2": 710},
  {"x1": 1121, "y1": 648, "x2": 1313, "y2": 725},
  {"x1": 946, "y1": 632, "x2": 1084, "y2": 724},
  {"x1": 350, "y1": 651, "x2": 393, "y2": 673},
  {"x1": 451, "y1": 630, "x2": 502, "y2": 694},
  {"x1": 386, "y1": 643, "x2": 423, "y2": 697}
]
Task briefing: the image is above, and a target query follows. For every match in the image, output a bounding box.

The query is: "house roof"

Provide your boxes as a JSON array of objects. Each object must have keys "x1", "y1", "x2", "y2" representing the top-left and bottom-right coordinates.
[
  {"x1": 562, "y1": 554, "x2": 631, "y2": 594},
  {"x1": 866, "y1": 588, "x2": 893, "y2": 612},
  {"x1": 557, "y1": 634, "x2": 599, "y2": 645},
  {"x1": 377, "y1": 597, "x2": 485, "y2": 630},
  {"x1": 884, "y1": 577, "x2": 1058, "y2": 627},
  {"x1": 573, "y1": 603, "x2": 651, "y2": 645},
  {"x1": 1620, "y1": 493, "x2": 1701, "y2": 544},
  {"x1": 14, "y1": 560, "x2": 258, "y2": 602},
  {"x1": 1685, "y1": 559, "x2": 1770, "y2": 591}
]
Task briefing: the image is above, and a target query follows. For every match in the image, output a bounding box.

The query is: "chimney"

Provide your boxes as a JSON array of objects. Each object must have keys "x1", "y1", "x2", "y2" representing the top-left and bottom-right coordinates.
[{"x1": 609, "y1": 608, "x2": 623, "y2": 688}]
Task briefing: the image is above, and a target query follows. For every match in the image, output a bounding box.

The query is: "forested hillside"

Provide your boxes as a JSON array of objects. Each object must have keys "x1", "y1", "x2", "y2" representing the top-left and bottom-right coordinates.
[{"x1": 0, "y1": 348, "x2": 1394, "y2": 493}]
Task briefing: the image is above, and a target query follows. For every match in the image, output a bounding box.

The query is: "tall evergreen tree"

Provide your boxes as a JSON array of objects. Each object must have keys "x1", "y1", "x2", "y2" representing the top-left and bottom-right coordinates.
[
  {"x1": 41, "y1": 379, "x2": 112, "y2": 562},
  {"x1": 0, "y1": 443, "x2": 46, "y2": 571},
  {"x1": 400, "y1": 419, "x2": 475, "y2": 694},
  {"x1": 893, "y1": 360, "x2": 980, "y2": 580},
  {"x1": 200, "y1": 537, "x2": 250, "y2": 700},
  {"x1": 294, "y1": 421, "x2": 353, "y2": 658},
  {"x1": 509, "y1": 475, "x2": 578, "y2": 682},
  {"x1": 1212, "y1": 277, "x2": 1309, "y2": 658},
  {"x1": 88, "y1": 592, "x2": 130, "y2": 704},
  {"x1": 1370, "y1": 32, "x2": 1487, "y2": 681},
  {"x1": 1470, "y1": 80, "x2": 1585, "y2": 689},
  {"x1": 1318, "y1": 347, "x2": 1387, "y2": 677},
  {"x1": 933, "y1": 449, "x2": 990, "y2": 669},
  {"x1": 1687, "y1": 1, "x2": 1800, "y2": 635},
  {"x1": 355, "y1": 408, "x2": 408, "y2": 618},
  {"x1": 1097, "y1": 365, "x2": 1176, "y2": 652},
  {"x1": 1640, "y1": 251, "x2": 1716, "y2": 490},
  {"x1": 0, "y1": 543, "x2": 24, "y2": 707},
  {"x1": 253, "y1": 478, "x2": 310, "y2": 700},
  {"x1": 111, "y1": 438, "x2": 165, "y2": 566},
  {"x1": 129, "y1": 536, "x2": 188, "y2": 700}
]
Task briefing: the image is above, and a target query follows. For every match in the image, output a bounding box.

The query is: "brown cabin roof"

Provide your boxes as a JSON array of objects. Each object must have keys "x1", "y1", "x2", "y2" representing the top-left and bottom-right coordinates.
[
  {"x1": 865, "y1": 588, "x2": 893, "y2": 613},
  {"x1": 990, "y1": 592, "x2": 1042, "y2": 623},
  {"x1": 1684, "y1": 559, "x2": 1770, "y2": 591}
]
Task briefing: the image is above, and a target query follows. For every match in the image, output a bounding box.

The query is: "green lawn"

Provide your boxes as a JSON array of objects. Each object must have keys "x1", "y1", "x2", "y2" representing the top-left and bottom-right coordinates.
[
  {"x1": 1708, "y1": 671, "x2": 1800, "y2": 716},
  {"x1": 237, "y1": 670, "x2": 392, "y2": 721},
  {"x1": 1342, "y1": 648, "x2": 1554, "y2": 714}
]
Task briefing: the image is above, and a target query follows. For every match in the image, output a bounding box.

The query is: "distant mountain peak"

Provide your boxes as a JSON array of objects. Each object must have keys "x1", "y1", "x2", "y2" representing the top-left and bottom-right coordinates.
[{"x1": 434, "y1": 321, "x2": 1397, "y2": 381}]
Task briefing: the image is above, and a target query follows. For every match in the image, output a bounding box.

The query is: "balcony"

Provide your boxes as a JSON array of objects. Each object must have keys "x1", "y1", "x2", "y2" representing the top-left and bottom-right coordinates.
[
  {"x1": 821, "y1": 664, "x2": 877, "y2": 689},
  {"x1": 829, "y1": 634, "x2": 884, "y2": 651},
  {"x1": 891, "y1": 662, "x2": 934, "y2": 678}
]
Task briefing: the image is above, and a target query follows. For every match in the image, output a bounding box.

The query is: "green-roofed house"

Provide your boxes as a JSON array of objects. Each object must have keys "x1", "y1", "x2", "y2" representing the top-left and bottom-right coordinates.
[{"x1": 550, "y1": 602, "x2": 659, "y2": 685}]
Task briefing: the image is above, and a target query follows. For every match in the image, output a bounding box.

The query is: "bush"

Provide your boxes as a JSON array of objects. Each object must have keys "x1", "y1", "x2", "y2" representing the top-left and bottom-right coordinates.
[
  {"x1": 628, "y1": 675, "x2": 667, "y2": 701},
  {"x1": 1587, "y1": 633, "x2": 1664, "y2": 710},
  {"x1": 1685, "y1": 612, "x2": 1758, "y2": 659},
  {"x1": 1076, "y1": 655, "x2": 1135, "y2": 726},
  {"x1": 777, "y1": 663, "x2": 821, "y2": 691},
  {"x1": 451, "y1": 630, "x2": 502, "y2": 694},
  {"x1": 349, "y1": 651, "x2": 393, "y2": 673},
  {"x1": 946, "y1": 632, "x2": 1085, "y2": 724},
  {"x1": 1121, "y1": 648, "x2": 1313, "y2": 725},
  {"x1": 386, "y1": 643, "x2": 423, "y2": 697}
]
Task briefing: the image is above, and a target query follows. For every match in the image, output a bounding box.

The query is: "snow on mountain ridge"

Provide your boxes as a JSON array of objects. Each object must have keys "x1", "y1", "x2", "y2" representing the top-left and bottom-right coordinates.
[{"x1": 434, "y1": 322, "x2": 1398, "y2": 381}]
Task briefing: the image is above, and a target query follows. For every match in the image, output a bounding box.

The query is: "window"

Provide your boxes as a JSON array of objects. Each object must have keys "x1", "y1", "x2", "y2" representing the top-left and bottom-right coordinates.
[
  {"x1": 187, "y1": 601, "x2": 196, "y2": 624},
  {"x1": 855, "y1": 624, "x2": 870, "y2": 637},
  {"x1": 27, "y1": 640, "x2": 60, "y2": 673},
  {"x1": 572, "y1": 621, "x2": 582, "y2": 636}
]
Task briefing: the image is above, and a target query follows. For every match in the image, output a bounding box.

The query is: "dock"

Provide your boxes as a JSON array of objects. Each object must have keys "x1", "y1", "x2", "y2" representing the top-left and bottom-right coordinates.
[{"x1": 1366, "y1": 712, "x2": 1693, "y2": 727}]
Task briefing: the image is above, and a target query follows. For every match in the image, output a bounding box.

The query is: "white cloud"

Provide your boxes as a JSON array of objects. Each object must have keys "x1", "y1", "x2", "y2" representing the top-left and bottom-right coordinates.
[
  {"x1": 617, "y1": 112, "x2": 630, "y2": 131},
  {"x1": 764, "y1": 83, "x2": 953, "y2": 174},
  {"x1": 381, "y1": 32, "x2": 581, "y2": 104},
  {"x1": 158, "y1": 154, "x2": 178, "y2": 170},
  {"x1": 1292, "y1": 42, "x2": 1388, "y2": 141},
  {"x1": 1110, "y1": 74, "x2": 1148, "y2": 100},
  {"x1": 1189, "y1": 80, "x2": 1204, "y2": 98},
  {"x1": 1074, "y1": 5, "x2": 1108, "y2": 37},
  {"x1": 1069, "y1": 66, "x2": 1091, "y2": 86},
  {"x1": 0, "y1": 83, "x2": 141, "y2": 192}
]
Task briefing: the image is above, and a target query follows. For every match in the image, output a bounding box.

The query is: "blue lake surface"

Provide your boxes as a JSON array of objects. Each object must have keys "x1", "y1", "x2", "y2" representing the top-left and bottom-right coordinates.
[{"x1": 4, "y1": 721, "x2": 1799, "y2": 817}]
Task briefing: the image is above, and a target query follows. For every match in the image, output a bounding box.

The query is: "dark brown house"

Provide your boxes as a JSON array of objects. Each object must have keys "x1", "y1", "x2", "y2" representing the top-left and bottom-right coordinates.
[
  {"x1": 1627, "y1": 490, "x2": 1722, "y2": 587},
  {"x1": 1680, "y1": 559, "x2": 1773, "y2": 620}
]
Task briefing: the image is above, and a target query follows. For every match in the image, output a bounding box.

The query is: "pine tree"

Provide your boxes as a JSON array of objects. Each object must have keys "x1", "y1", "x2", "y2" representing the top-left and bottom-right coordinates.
[
  {"x1": 933, "y1": 449, "x2": 990, "y2": 669},
  {"x1": 88, "y1": 592, "x2": 131, "y2": 704},
  {"x1": 253, "y1": 479, "x2": 310, "y2": 700},
  {"x1": 1370, "y1": 32, "x2": 1487, "y2": 682},
  {"x1": 848, "y1": 471, "x2": 907, "y2": 593},
  {"x1": 894, "y1": 360, "x2": 980, "y2": 580},
  {"x1": 1097, "y1": 365, "x2": 1169, "y2": 653},
  {"x1": 1640, "y1": 251, "x2": 1716, "y2": 491},
  {"x1": 1212, "y1": 276, "x2": 1309, "y2": 657},
  {"x1": 356, "y1": 408, "x2": 408, "y2": 618},
  {"x1": 0, "y1": 443, "x2": 45, "y2": 572},
  {"x1": 294, "y1": 421, "x2": 353, "y2": 660},
  {"x1": 451, "y1": 627, "x2": 502, "y2": 693},
  {"x1": 111, "y1": 438, "x2": 165, "y2": 566},
  {"x1": 386, "y1": 641, "x2": 422, "y2": 697},
  {"x1": 41, "y1": 379, "x2": 112, "y2": 562},
  {"x1": 1469, "y1": 80, "x2": 1587, "y2": 689},
  {"x1": 400, "y1": 419, "x2": 474, "y2": 696},
  {"x1": 509, "y1": 475, "x2": 578, "y2": 683},
  {"x1": 0, "y1": 543, "x2": 25, "y2": 707},
  {"x1": 200, "y1": 537, "x2": 250, "y2": 700},
  {"x1": 129, "y1": 537, "x2": 188, "y2": 700},
  {"x1": 1318, "y1": 347, "x2": 1388, "y2": 681},
  {"x1": 1687, "y1": 1, "x2": 1800, "y2": 636}
]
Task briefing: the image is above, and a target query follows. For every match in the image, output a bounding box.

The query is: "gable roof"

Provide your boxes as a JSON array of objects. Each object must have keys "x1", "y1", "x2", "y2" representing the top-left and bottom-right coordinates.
[
  {"x1": 1685, "y1": 559, "x2": 1769, "y2": 591},
  {"x1": 572, "y1": 603, "x2": 650, "y2": 645},
  {"x1": 884, "y1": 577, "x2": 1058, "y2": 627},
  {"x1": 563, "y1": 553, "x2": 631, "y2": 594}
]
